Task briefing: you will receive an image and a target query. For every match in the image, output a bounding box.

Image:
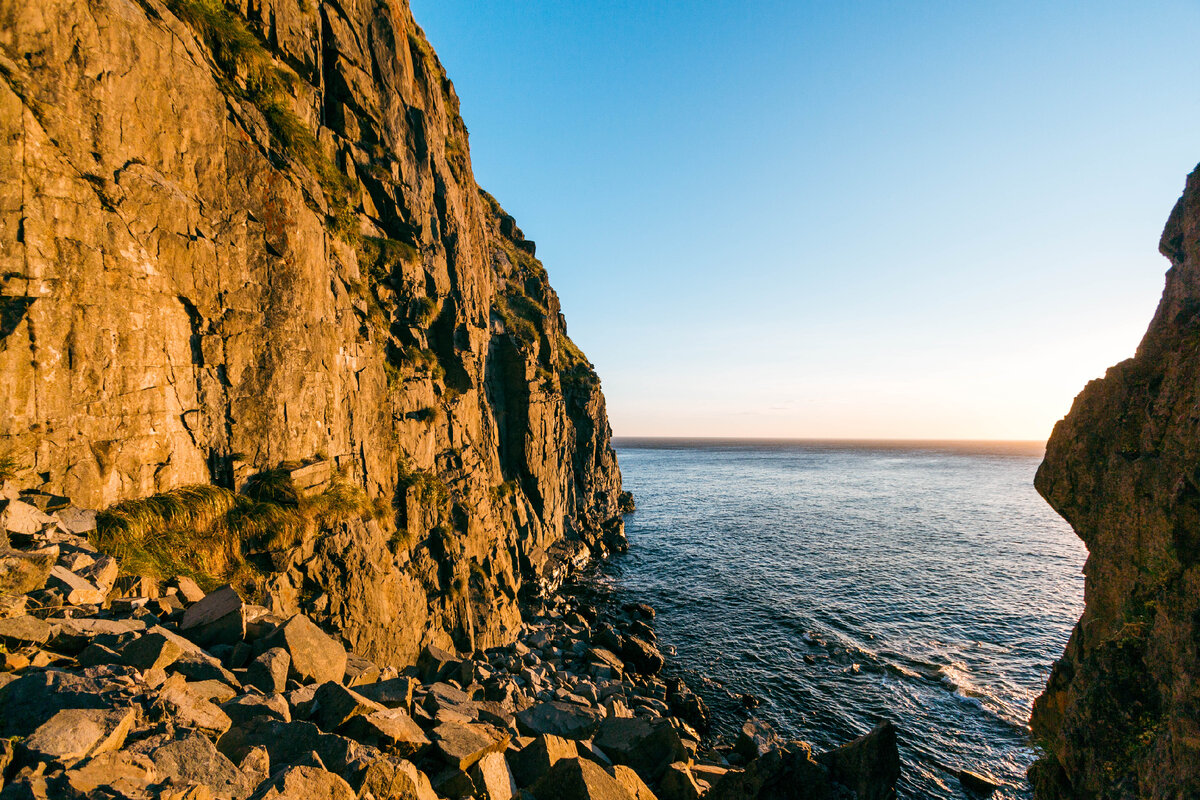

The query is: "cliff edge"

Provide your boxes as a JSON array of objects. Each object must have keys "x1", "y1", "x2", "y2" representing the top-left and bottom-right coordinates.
[
  {"x1": 1032, "y1": 165, "x2": 1200, "y2": 798},
  {"x1": 0, "y1": 0, "x2": 624, "y2": 664}
]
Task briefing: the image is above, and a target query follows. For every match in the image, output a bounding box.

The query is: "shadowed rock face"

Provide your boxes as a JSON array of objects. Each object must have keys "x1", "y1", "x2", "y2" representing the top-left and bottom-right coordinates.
[
  {"x1": 0, "y1": 0, "x2": 622, "y2": 660},
  {"x1": 1032, "y1": 164, "x2": 1200, "y2": 798}
]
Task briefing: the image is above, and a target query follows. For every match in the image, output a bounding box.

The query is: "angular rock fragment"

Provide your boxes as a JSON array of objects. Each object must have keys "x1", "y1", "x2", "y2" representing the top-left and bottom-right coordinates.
[
  {"x1": 160, "y1": 673, "x2": 233, "y2": 736},
  {"x1": 0, "y1": 500, "x2": 53, "y2": 536},
  {"x1": 816, "y1": 720, "x2": 900, "y2": 800},
  {"x1": 707, "y1": 742, "x2": 842, "y2": 800},
  {"x1": 734, "y1": 718, "x2": 779, "y2": 762},
  {"x1": 530, "y1": 757, "x2": 635, "y2": 800},
  {"x1": 338, "y1": 708, "x2": 430, "y2": 757},
  {"x1": 248, "y1": 764, "x2": 355, "y2": 800},
  {"x1": 47, "y1": 566, "x2": 105, "y2": 605},
  {"x1": 64, "y1": 749, "x2": 157, "y2": 796},
  {"x1": 121, "y1": 629, "x2": 186, "y2": 671},
  {"x1": 470, "y1": 750, "x2": 518, "y2": 800},
  {"x1": 431, "y1": 721, "x2": 510, "y2": 771},
  {"x1": 507, "y1": 733, "x2": 578, "y2": 787},
  {"x1": 658, "y1": 762, "x2": 704, "y2": 800},
  {"x1": 357, "y1": 757, "x2": 440, "y2": 800},
  {"x1": 174, "y1": 576, "x2": 206, "y2": 604},
  {"x1": 245, "y1": 647, "x2": 289, "y2": 694},
  {"x1": 356, "y1": 675, "x2": 416, "y2": 710},
  {"x1": 138, "y1": 732, "x2": 249, "y2": 799},
  {"x1": 515, "y1": 701, "x2": 604, "y2": 741},
  {"x1": 221, "y1": 693, "x2": 292, "y2": 726},
  {"x1": 258, "y1": 614, "x2": 346, "y2": 685},
  {"x1": 23, "y1": 706, "x2": 136, "y2": 764},
  {"x1": 0, "y1": 614, "x2": 53, "y2": 647},
  {"x1": 180, "y1": 585, "x2": 247, "y2": 647},
  {"x1": 609, "y1": 765, "x2": 660, "y2": 800},
  {"x1": 309, "y1": 681, "x2": 384, "y2": 732},
  {"x1": 594, "y1": 717, "x2": 688, "y2": 783}
]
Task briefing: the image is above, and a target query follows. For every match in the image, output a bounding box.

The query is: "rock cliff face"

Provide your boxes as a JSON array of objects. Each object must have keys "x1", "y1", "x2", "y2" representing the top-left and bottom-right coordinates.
[
  {"x1": 1032, "y1": 165, "x2": 1200, "y2": 798},
  {"x1": 0, "y1": 0, "x2": 623, "y2": 665}
]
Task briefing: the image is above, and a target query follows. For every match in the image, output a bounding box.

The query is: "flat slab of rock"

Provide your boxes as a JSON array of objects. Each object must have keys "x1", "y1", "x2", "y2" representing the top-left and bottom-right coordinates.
[
  {"x1": 356, "y1": 676, "x2": 416, "y2": 710},
  {"x1": 431, "y1": 721, "x2": 510, "y2": 771},
  {"x1": 23, "y1": 706, "x2": 136, "y2": 764},
  {"x1": 0, "y1": 614, "x2": 53, "y2": 647},
  {"x1": 530, "y1": 757, "x2": 635, "y2": 800},
  {"x1": 0, "y1": 500, "x2": 54, "y2": 535},
  {"x1": 159, "y1": 674, "x2": 233, "y2": 736},
  {"x1": 259, "y1": 614, "x2": 346, "y2": 685},
  {"x1": 516, "y1": 701, "x2": 604, "y2": 741},
  {"x1": 180, "y1": 585, "x2": 247, "y2": 647},
  {"x1": 64, "y1": 749, "x2": 156, "y2": 797}
]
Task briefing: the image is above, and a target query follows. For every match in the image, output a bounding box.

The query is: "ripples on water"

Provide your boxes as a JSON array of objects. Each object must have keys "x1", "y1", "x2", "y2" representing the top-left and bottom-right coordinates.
[{"x1": 606, "y1": 439, "x2": 1086, "y2": 800}]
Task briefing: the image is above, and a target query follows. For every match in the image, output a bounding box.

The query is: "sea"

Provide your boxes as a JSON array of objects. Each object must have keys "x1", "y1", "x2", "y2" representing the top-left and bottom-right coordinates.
[{"x1": 604, "y1": 438, "x2": 1086, "y2": 800}]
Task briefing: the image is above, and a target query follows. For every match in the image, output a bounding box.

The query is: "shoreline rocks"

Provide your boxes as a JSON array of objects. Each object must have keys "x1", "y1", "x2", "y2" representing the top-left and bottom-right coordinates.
[{"x1": 0, "y1": 491, "x2": 901, "y2": 799}]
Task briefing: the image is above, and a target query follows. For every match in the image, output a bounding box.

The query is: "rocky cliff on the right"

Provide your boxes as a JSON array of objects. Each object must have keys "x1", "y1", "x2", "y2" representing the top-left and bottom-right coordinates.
[{"x1": 1032, "y1": 165, "x2": 1200, "y2": 799}]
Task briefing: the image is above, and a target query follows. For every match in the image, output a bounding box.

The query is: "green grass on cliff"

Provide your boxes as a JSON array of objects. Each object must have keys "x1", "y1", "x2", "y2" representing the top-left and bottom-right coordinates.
[
  {"x1": 93, "y1": 475, "x2": 381, "y2": 592},
  {"x1": 164, "y1": 0, "x2": 357, "y2": 239}
]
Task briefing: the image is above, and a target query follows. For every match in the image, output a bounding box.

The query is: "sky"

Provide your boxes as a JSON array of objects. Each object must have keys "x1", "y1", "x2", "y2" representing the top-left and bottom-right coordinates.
[{"x1": 409, "y1": 0, "x2": 1200, "y2": 441}]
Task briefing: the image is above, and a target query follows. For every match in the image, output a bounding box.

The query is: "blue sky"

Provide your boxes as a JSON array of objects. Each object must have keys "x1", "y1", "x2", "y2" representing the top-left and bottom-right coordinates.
[{"x1": 410, "y1": 0, "x2": 1200, "y2": 440}]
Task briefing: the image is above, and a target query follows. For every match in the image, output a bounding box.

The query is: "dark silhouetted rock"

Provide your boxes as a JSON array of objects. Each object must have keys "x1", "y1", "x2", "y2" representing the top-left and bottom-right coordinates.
[
  {"x1": 529, "y1": 757, "x2": 635, "y2": 800},
  {"x1": 817, "y1": 721, "x2": 900, "y2": 800}
]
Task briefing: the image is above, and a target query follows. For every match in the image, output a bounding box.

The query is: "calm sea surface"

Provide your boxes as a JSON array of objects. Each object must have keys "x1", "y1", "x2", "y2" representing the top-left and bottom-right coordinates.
[{"x1": 605, "y1": 438, "x2": 1086, "y2": 800}]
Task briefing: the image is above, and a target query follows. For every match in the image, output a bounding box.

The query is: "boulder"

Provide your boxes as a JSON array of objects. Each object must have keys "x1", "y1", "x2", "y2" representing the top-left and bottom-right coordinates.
[
  {"x1": 356, "y1": 676, "x2": 416, "y2": 710},
  {"x1": 344, "y1": 654, "x2": 381, "y2": 687},
  {"x1": 0, "y1": 547, "x2": 57, "y2": 594},
  {"x1": 159, "y1": 673, "x2": 234, "y2": 736},
  {"x1": 707, "y1": 742, "x2": 842, "y2": 800},
  {"x1": 594, "y1": 717, "x2": 688, "y2": 783},
  {"x1": 417, "y1": 643, "x2": 461, "y2": 682},
  {"x1": 339, "y1": 708, "x2": 430, "y2": 757},
  {"x1": 245, "y1": 647, "x2": 290, "y2": 694},
  {"x1": 180, "y1": 585, "x2": 247, "y2": 647},
  {"x1": 470, "y1": 751, "x2": 518, "y2": 800},
  {"x1": 430, "y1": 721, "x2": 510, "y2": 771},
  {"x1": 516, "y1": 701, "x2": 604, "y2": 741},
  {"x1": 171, "y1": 651, "x2": 242, "y2": 689},
  {"x1": 56, "y1": 507, "x2": 97, "y2": 535},
  {"x1": 529, "y1": 757, "x2": 635, "y2": 800},
  {"x1": 121, "y1": 630, "x2": 186, "y2": 671},
  {"x1": 47, "y1": 566, "x2": 104, "y2": 605},
  {"x1": 221, "y1": 693, "x2": 292, "y2": 727},
  {"x1": 309, "y1": 681, "x2": 384, "y2": 732},
  {"x1": 22, "y1": 706, "x2": 137, "y2": 764},
  {"x1": 216, "y1": 719, "x2": 365, "y2": 778},
  {"x1": 0, "y1": 614, "x2": 53, "y2": 647},
  {"x1": 0, "y1": 500, "x2": 53, "y2": 535},
  {"x1": 357, "y1": 758, "x2": 440, "y2": 800},
  {"x1": 64, "y1": 750, "x2": 157, "y2": 797},
  {"x1": 0, "y1": 669, "x2": 121, "y2": 736},
  {"x1": 609, "y1": 765, "x2": 659, "y2": 800},
  {"x1": 618, "y1": 636, "x2": 664, "y2": 676},
  {"x1": 174, "y1": 577, "x2": 207, "y2": 604},
  {"x1": 248, "y1": 765, "x2": 355, "y2": 800},
  {"x1": 816, "y1": 721, "x2": 900, "y2": 800},
  {"x1": 658, "y1": 762, "x2": 704, "y2": 800},
  {"x1": 734, "y1": 718, "x2": 779, "y2": 762},
  {"x1": 258, "y1": 614, "x2": 346, "y2": 685},
  {"x1": 77, "y1": 555, "x2": 119, "y2": 595},
  {"x1": 507, "y1": 734, "x2": 579, "y2": 787},
  {"x1": 140, "y1": 732, "x2": 250, "y2": 799}
]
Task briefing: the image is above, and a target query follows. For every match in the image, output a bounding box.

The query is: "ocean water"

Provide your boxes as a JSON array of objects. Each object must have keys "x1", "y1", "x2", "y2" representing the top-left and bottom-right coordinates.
[{"x1": 605, "y1": 438, "x2": 1086, "y2": 800}]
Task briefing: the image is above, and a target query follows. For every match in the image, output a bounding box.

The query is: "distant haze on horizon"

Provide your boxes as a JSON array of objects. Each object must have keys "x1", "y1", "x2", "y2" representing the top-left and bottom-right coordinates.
[{"x1": 411, "y1": 0, "x2": 1200, "y2": 441}]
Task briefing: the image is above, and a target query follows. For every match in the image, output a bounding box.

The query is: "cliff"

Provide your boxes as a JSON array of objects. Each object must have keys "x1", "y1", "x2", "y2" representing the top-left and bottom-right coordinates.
[
  {"x1": 1032, "y1": 165, "x2": 1200, "y2": 798},
  {"x1": 0, "y1": 0, "x2": 624, "y2": 665}
]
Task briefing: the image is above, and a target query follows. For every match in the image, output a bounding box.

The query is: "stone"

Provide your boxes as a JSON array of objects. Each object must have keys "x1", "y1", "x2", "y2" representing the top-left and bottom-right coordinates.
[
  {"x1": 356, "y1": 676, "x2": 417, "y2": 710},
  {"x1": 77, "y1": 555, "x2": 119, "y2": 595},
  {"x1": 0, "y1": 614, "x2": 53, "y2": 647},
  {"x1": 816, "y1": 721, "x2": 900, "y2": 800},
  {"x1": 470, "y1": 750, "x2": 518, "y2": 800},
  {"x1": 174, "y1": 577, "x2": 206, "y2": 604},
  {"x1": 658, "y1": 762, "x2": 704, "y2": 800},
  {"x1": 0, "y1": 547, "x2": 57, "y2": 595},
  {"x1": 216, "y1": 719, "x2": 365, "y2": 778},
  {"x1": 707, "y1": 742, "x2": 842, "y2": 800},
  {"x1": 734, "y1": 718, "x2": 779, "y2": 762},
  {"x1": 46, "y1": 566, "x2": 105, "y2": 605},
  {"x1": 248, "y1": 765, "x2": 355, "y2": 800},
  {"x1": 159, "y1": 673, "x2": 233, "y2": 736},
  {"x1": 339, "y1": 708, "x2": 430, "y2": 757},
  {"x1": 609, "y1": 765, "x2": 659, "y2": 800},
  {"x1": 139, "y1": 732, "x2": 249, "y2": 799},
  {"x1": 594, "y1": 717, "x2": 688, "y2": 783},
  {"x1": 958, "y1": 769, "x2": 1000, "y2": 795},
  {"x1": 507, "y1": 734, "x2": 578, "y2": 787},
  {"x1": 171, "y1": 651, "x2": 242, "y2": 688},
  {"x1": 357, "y1": 758, "x2": 440, "y2": 800},
  {"x1": 221, "y1": 693, "x2": 292, "y2": 726},
  {"x1": 180, "y1": 585, "x2": 247, "y2": 647},
  {"x1": 344, "y1": 654, "x2": 381, "y2": 687},
  {"x1": 0, "y1": 500, "x2": 53, "y2": 535},
  {"x1": 309, "y1": 681, "x2": 384, "y2": 732},
  {"x1": 0, "y1": 669, "x2": 121, "y2": 736},
  {"x1": 529, "y1": 757, "x2": 635, "y2": 800},
  {"x1": 239, "y1": 745, "x2": 271, "y2": 789},
  {"x1": 65, "y1": 750, "x2": 157, "y2": 796},
  {"x1": 121, "y1": 630, "x2": 186, "y2": 671},
  {"x1": 23, "y1": 706, "x2": 136, "y2": 764},
  {"x1": 245, "y1": 647, "x2": 290, "y2": 694},
  {"x1": 618, "y1": 636, "x2": 664, "y2": 676},
  {"x1": 418, "y1": 644, "x2": 462, "y2": 682},
  {"x1": 258, "y1": 614, "x2": 346, "y2": 685},
  {"x1": 56, "y1": 507, "x2": 97, "y2": 535},
  {"x1": 431, "y1": 766, "x2": 476, "y2": 799},
  {"x1": 431, "y1": 721, "x2": 510, "y2": 771},
  {"x1": 189, "y1": 678, "x2": 240, "y2": 704},
  {"x1": 516, "y1": 701, "x2": 604, "y2": 741}
]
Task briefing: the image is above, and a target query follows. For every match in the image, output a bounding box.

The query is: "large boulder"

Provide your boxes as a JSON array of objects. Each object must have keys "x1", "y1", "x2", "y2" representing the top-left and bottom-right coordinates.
[
  {"x1": 22, "y1": 706, "x2": 137, "y2": 765},
  {"x1": 0, "y1": 546, "x2": 57, "y2": 594},
  {"x1": 134, "y1": 732, "x2": 250, "y2": 800},
  {"x1": 259, "y1": 614, "x2": 346, "y2": 685},
  {"x1": 529, "y1": 757, "x2": 635, "y2": 800},
  {"x1": 816, "y1": 721, "x2": 900, "y2": 800},
  {"x1": 339, "y1": 708, "x2": 430, "y2": 758},
  {"x1": 248, "y1": 765, "x2": 355, "y2": 800},
  {"x1": 507, "y1": 734, "x2": 579, "y2": 787},
  {"x1": 180, "y1": 585, "x2": 248, "y2": 647},
  {"x1": 430, "y1": 722, "x2": 510, "y2": 771},
  {"x1": 594, "y1": 717, "x2": 687, "y2": 783},
  {"x1": 516, "y1": 701, "x2": 604, "y2": 741},
  {"x1": 707, "y1": 742, "x2": 842, "y2": 800}
]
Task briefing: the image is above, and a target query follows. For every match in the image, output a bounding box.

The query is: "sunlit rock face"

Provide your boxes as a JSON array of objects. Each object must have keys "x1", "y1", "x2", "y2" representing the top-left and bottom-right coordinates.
[
  {"x1": 1033, "y1": 164, "x2": 1200, "y2": 799},
  {"x1": 0, "y1": 0, "x2": 623, "y2": 663}
]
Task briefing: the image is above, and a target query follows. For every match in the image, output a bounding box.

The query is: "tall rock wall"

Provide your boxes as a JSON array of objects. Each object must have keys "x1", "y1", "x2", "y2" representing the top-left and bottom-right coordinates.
[
  {"x1": 0, "y1": 0, "x2": 623, "y2": 664},
  {"x1": 1033, "y1": 165, "x2": 1200, "y2": 798}
]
